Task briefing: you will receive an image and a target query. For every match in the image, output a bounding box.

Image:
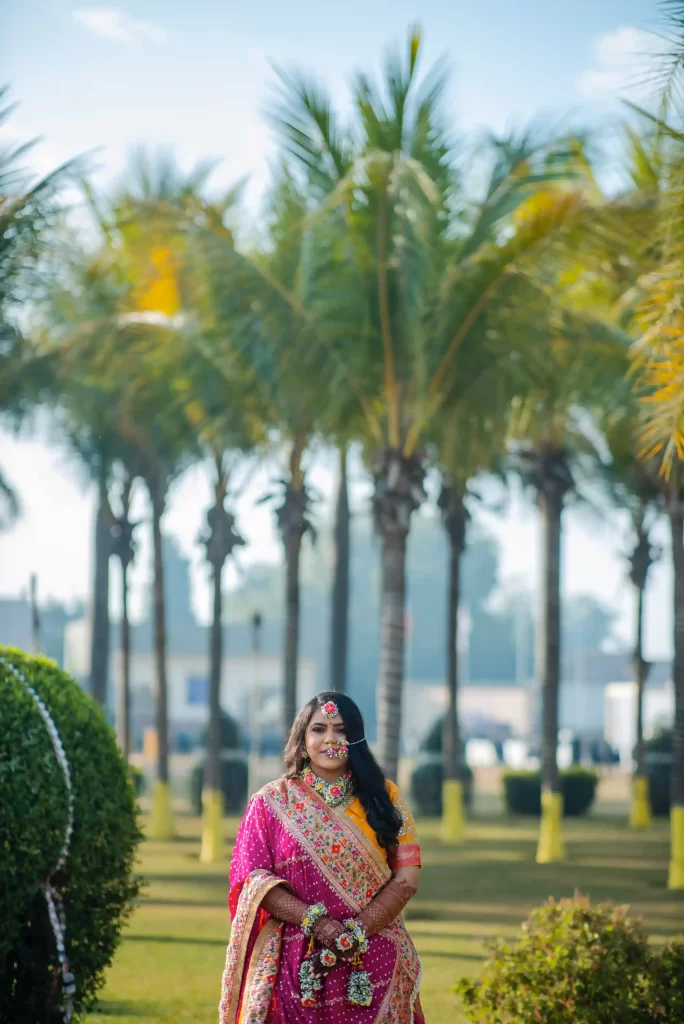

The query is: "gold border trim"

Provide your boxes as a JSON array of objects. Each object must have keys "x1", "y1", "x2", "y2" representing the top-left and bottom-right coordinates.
[
  {"x1": 222, "y1": 874, "x2": 286, "y2": 1024},
  {"x1": 238, "y1": 917, "x2": 282, "y2": 1024}
]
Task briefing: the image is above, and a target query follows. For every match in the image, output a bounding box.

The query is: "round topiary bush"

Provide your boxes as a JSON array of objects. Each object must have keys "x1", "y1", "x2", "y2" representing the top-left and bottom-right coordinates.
[
  {"x1": 502, "y1": 767, "x2": 598, "y2": 817},
  {"x1": 0, "y1": 647, "x2": 142, "y2": 1022}
]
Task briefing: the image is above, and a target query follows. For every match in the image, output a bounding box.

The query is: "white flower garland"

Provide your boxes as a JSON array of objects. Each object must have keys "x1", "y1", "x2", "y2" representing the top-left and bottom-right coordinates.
[{"x1": 1, "y1": 655, "x2": 76, "y2": 1023}]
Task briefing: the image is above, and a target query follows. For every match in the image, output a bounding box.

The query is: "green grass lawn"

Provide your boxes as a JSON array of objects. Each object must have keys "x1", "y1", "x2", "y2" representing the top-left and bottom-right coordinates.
[{"x1": 87, "y1": 813, "x2": 683, "y2": 1024}]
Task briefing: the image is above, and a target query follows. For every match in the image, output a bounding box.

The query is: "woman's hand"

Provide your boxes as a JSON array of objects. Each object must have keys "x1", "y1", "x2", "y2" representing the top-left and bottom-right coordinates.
[
  {"x1": 353, "y1": 870, "x2": 419, "y2": 939},
  {"x1": 313, "y1": 917, "x2": 359, "y2": 962}
]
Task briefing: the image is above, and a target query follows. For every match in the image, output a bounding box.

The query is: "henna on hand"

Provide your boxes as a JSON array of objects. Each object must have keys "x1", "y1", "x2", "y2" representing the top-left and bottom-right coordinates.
[
  {"x1": 313, "y1": 917, "x2": 358, "y2": 961},
  {"x1": 355, "y1": 877, "x2": 418, "y2": 938},
  {"x1": 260, "y1": 885, "x2": 309, "y2": 925}
]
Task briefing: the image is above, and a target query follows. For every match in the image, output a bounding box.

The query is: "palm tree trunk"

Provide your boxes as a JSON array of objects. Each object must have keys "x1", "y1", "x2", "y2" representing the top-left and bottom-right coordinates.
[
  {"x1": 536, "y1": 487, "x2": 565, "y2": 863},
  {"x1": 442, "y1": 508, "x2": 465, "y2": 840},
  {"x1": 117, "y1": 560, "x2": 131, "y2": 760},
  {"x1": 148, "y1": 475, "x2": 172, "y2": 839},
  {"x1": 376, "y1": 525, "x2": 407, "y2": 783},
  {"x1": 669, "y1": 508, "x2": 684, "y2": 888},
  {"x1": 630, "y1": 578, "x2": 652, "y2": 828},
  {"x1": 89, "y1": 474, "x2": 111, "y2": 708},
  {"x1": 330, "y1": 445, "x2": 350, "y2": 692},
  {"x1": 283, "y1": 528, "x2": 303, "y2": 735},
  {"x1": 200, "y1": 560, "x2": 224, "y2": 863}
]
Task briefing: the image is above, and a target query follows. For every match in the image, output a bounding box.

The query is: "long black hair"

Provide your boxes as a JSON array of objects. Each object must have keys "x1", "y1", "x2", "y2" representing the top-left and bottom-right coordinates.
[{"x1": 284, "y1": 691, "x2": 402, "y2": 852}]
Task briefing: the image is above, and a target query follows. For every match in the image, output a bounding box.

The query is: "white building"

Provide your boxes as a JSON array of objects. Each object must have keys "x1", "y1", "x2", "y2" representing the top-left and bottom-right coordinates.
[{"x1": 64, "y1": 613, "x2": 316, "y2": 747}]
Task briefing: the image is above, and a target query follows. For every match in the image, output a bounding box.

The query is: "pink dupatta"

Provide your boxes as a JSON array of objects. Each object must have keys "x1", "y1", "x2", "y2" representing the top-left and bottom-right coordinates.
[{"x1": 219, "y1": 777, "x2": 424, "y2": 1024}]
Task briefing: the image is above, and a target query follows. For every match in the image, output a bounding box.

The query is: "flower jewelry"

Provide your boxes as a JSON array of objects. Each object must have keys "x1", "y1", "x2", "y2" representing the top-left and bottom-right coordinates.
[
  {"x1": 348, "y1": 967, "x2": 373, "y2": 1007},
  {"x1": 299, "y1": 954, "x2": 322, "y2": 1007},
  {"x1": 300, "y1": 769, "x2": 352, "y2": 807},
  {"x1": 324, "y1": 741, "x2": 349, "y2": 759},
  {"x1": 339, "y1": 919, "x2": 371, "y2": 1006},
  {"x1": 319, "y1": 948, "x2": 337, "y2": 968},
  {"x1": 335, "y1": 930, "x2": 355, "y2": 953},
  {"x1": 320, "y1": 700, "x2": 339, "y2": 718},
  {"x1": 342, "y1": 918, "x2": 369, "y2": 953},
  {"x1": 301, "y1": 902, "x2": 328, "y2": 937}
]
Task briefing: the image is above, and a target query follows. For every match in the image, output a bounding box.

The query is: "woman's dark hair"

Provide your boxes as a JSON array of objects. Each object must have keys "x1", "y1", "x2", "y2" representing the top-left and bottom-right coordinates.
[{"x1": 284, "y1": 691, "x2": 402, "y2": 852}]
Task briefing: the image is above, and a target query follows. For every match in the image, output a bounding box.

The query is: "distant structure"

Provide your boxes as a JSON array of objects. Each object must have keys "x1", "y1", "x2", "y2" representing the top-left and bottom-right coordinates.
[
  {"x1": 0, "y1": 595, "x2": 80, "y2": 667},
  {"x1": 63, "y1": 539, "x2": 316, "y2": 752}
]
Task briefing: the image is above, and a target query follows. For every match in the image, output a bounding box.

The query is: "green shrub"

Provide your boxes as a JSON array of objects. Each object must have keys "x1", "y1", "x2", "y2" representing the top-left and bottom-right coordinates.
[
  {"x1": 410, "y1": 760, "x2": 474, "y2": 817},
  {"x1": 455, "y1": 895, "x2": 650, "y2": 1024},
  {"x1": 191, "y1": 708, "x2": 247, "y2": 814},
  {"x1": 191, "y1": 757, "x2": 249, "y2": 815},
  {"x1": 199, "y1": 708, "x2": 242, "y2": 750},
  {"x1": 128, "y1": 762, "x2": 145, "y2": 795},
  {"x1": 644, "y1": 728, "x2": 672, "y2": 817},
  {"x1": 646, "y1": 761, "x2": 671, "y2": 816},
  {"x1": 641, "y1": 940, "x2": 684, "y2": 1022},
  {"x1": 455, "y1": 895, "x2": 684, "y2": 1024},
  {"x1": 0, "y1": 647, "x2": 142, "y2": 1023},
  {"x1": 502, "y1": 767, "x2": 598, "y2": 816}
]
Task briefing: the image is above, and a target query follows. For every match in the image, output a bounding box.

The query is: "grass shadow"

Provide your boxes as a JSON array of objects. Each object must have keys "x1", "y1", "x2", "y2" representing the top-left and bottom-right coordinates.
[{"x1": 90, "y1": 1001, "x2": 154, "y2": 1017}]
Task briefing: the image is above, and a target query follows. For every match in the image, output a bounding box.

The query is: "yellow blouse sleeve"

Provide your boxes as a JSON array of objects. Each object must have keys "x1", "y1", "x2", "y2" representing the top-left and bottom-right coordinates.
[{"x1": 386, "y1": 781, "x2": 422, "y2": 869}]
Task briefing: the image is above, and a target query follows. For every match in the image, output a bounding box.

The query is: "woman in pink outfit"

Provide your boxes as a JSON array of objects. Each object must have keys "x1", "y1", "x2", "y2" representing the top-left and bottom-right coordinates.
[{"x1": 218, "y1": 691, "x2": 425, "y2": 1024}]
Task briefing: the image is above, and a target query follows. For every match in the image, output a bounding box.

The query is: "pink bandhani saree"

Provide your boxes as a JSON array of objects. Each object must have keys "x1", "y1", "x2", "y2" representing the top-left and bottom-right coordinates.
[{"x1": 219, "y1": 776, "x2": 425, "y2": 1024}]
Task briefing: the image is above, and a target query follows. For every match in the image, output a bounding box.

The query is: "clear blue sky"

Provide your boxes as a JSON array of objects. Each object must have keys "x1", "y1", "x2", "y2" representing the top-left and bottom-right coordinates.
[
  {"x1": 5, "y1": 0, "x2": 661, "y2": 194},
  {"x1": 1, "y1": 0, "x2": 674, "y2": 664}
]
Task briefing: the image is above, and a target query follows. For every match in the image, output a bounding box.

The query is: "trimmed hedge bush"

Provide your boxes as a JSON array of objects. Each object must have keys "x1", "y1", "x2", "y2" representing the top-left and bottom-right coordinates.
[
  {"x1": 191, "y1": 708, "x2": 248, "y2": 815},
  {"x1": 410, "y1": 760, "x2": 474, "y2": 817},
  {"x1": 644, "y1": 728, "x2": 672, "y2": 817},
  {"x1": 502, "y1": 767, "x2": 598, "y2": 817},
  {"x1": 0, "y1": 647, "x2": 142, "y2": 1022},
  {"x1": 455, "y1": 894, "x2": 684, "y2": 1024},
  {"x1": 191, "y1": 757, "x2": 249, "y2": 815}
]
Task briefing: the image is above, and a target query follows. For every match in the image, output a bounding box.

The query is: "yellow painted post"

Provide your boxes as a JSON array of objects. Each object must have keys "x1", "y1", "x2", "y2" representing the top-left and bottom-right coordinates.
[
  {"x1": 199, "y1": 788, "x2": 225, "y2": 864},
  {"x1": 441, "y1": 779, "x2": 465, "y2": 842},
  {"x1": 629, "y1": 776, "x2": 652, "y2": 830},
  {"x1": 668, "y1": 806, "x2": 684, "y2": 890},
  {"x1": 148, "y1": 779, "x2": 174, "y2": 840},
  {"x1": 536, "y1": 791, "x2": 565, "y2": 863}
]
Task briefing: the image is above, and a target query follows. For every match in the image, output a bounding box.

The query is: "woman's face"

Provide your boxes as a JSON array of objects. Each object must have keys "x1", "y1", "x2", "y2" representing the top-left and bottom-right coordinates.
[{"x1": 304, "y1": 707, "x2": 350, "y2": 775}]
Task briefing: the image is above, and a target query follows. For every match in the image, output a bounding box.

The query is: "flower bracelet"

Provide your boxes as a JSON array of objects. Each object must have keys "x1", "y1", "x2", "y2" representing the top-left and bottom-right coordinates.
[
  {"x1": 336, "y1": 918, "x2": 369, "y2": 954},
  {"x1": 301, "y1": 902, "x2": 328, "y2": 938}
]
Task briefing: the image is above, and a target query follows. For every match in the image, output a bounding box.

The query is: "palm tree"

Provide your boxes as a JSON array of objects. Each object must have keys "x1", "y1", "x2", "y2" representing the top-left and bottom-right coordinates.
[
  {"x1": 177, "y1": 335, "x2": 257, "y2": 862},
  {"x1": 214, "y1": 29, "x2": 591, "y2": 779},
  {"x1": 0, "y1": 87, "x2": 73, "y2": 534},
  {"x1": 199, "y1": 455, "x2": 245, "y2": 863},
  {"x1": 110, "y1": 469, "x2": 139, "y2": 758},
  {"x1": 507, "y1": 302, "x2": 630, "y2": 862},
  {"x1": 43, "y1": 151, "x2": 220, "y2": 837},
  {"x1": 599, "y1": 409, "x2": 663, "y2": 828},
  {"x1": 438, "y1": 482, "x2": 469, "y2": 839},
  {"x1": 433, "y1": 386, "x2": 510, "y2": 841},
  {"x1": 195, "y1": 165, "x2": 327, "y2": 738},
  {"x1": 569, "y1": 88, "x2": 684, "y2": 883},
  {"x1": 330, "y1": 444, "x2": 350, "y2": 692}
]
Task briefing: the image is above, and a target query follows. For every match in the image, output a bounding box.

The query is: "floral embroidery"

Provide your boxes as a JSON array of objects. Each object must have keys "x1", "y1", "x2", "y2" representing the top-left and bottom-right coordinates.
[
  {"x1": 237, "y1": 922, "x2": 282, "y2": 1024},
  {"x1": 263, "y1": 779, "x2": 387, "y2": 911},
  {"x1": 218, "y1": 870, "x2": 283, "y2": 1024}
]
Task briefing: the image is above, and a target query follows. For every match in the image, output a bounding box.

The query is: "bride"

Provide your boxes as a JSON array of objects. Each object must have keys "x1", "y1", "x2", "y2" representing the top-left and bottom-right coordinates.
[{"x1": 218, "y1": 691, "x2": 425, "y2": 1023}]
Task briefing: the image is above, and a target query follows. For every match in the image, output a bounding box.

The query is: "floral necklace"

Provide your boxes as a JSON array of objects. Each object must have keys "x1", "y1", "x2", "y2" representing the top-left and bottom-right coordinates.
[{"x1": 300, "y1": 767, "x2": 353, "y2": 807}]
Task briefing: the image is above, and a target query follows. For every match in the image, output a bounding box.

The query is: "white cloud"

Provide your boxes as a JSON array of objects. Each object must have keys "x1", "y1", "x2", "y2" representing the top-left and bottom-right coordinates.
[
  {"x1": 71, "y1": 7, "x2": 166, "y2": 47},
  {"x1": 576, "y1": 25, "x2": 665, "y2": 100}
]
